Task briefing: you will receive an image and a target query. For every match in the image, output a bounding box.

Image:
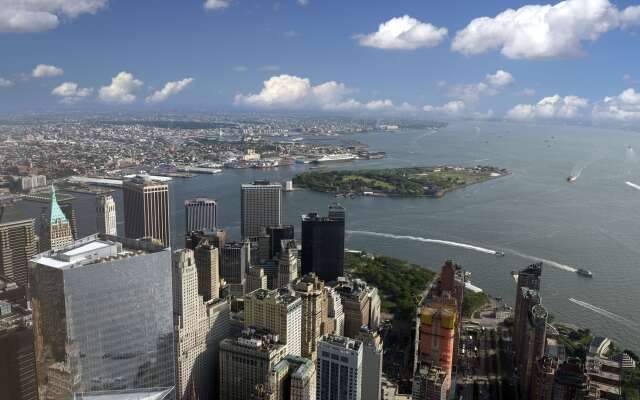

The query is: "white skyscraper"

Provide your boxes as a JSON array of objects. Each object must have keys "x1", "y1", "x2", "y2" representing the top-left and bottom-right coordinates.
[
  {"x1": 96, "y1": 194, "x2": 117, "y2": 236},
  {"x1": 240, "y1": 180, "x2": 282, "y2": 239},
  {"x1": 316, "y1": 335, "x2": 363, "y2": 400}
]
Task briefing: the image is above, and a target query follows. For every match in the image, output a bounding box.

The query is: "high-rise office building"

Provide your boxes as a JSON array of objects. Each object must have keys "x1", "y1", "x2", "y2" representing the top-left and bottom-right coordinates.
[
  {"x1": 358, "y1": 327, "x2": 383, "y2": 400},
  {"x1": 40, "y1": 186, "x2": 74, "y2": 252},
  {"x1": 301, "y1": 212, "x2": 344, "y2": 283},
  {"x1": 123, "y1": 176, "x2": 171, "y2": 247},
  {"x1": 30, "y1": 234, "x2": 175, "y2": 399},
  {"x1": 334, "y1": 278, "x2": 373, "y2": 338},
  {"x1": 219, "y1": 331, "x2": 288, "y2": 400},
  {"x1": 59, "y1": 202, "x2": 78, "y2": 240},
  {"x1": 96, "y1": 194, "x2": 117, "y2": 236},
  {"x1": 417, "y1": 301, "x2": 457, "y2": 390},
  {"x1": 244, "y1": 288, "x2": 302, "y2": 357},
  {"x1": 186, "y1": 228, "x2": 226, "y2": 250},
  {"x1": 172, "y1": 249, "x2": 231, "y2": 400},
  {"x1": 294, "y1": 274, "x2": 324, "y2": 359},
  {"x1": 241, "y1": 181, "x2": 282, "y2": 240},
  {"x1": 247, "y1": 267, "x2": 268, "y2": 293},
  {"x1": 194, "y1": 239, "x2": 220, "y2": 301},
  {"x1": 266, "y1": 225, "x2": 294, "y2": 259},
  {"x1": 268, "y1": 355, "x2": 317, "y2": 400},
  {"x1": 0, "y1": 301, "x2": 37, "y2": 400},
  {"x1": 0, "y1": 206, "x2": 38, "y2": 287},
  {"x1": 411, "y1": 363, "x2": 449, "y2": 400},
  {"x1": 322, "y1": 287, "x2": 345, "y2": 337},
  {"x1": 185, "y1": 198, "x2": 217, "y2": 234},
  {"x1": 327, "y1": 202, "x2": 345, "y2": 223},
  {"x1": 221, "y1": 240, "x2": 251, "y2": 297},
  {"x1": 316, "y1": 335, "x2": 363, "y2": 400},
  {"x1": 278, "y1": 239, "x2": 299, "y2": 288}
]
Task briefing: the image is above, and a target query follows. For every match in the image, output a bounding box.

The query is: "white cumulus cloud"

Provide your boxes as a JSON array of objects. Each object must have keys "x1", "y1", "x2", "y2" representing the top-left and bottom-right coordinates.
[
  {"x1": 448, "y1": 69, "x2": 515, "y2": 102},
  {"x1": 356, "y1": 15, "x2": 447, "y2": 50},
  {"x1": 506, "y1": 95, "x2": 589, "y2": 120},
  {"x1": 592, "y1": 88, "x2": 640, "y2": 121},
  {"x1": 204, "y1": 0, "x2": 230, "y2": 10},
  {"x1": 51, "y1": 82, "x2": 93, "y2": 104},
  {"x1": 0, "y1": 0, "x2": 108, "y2": 33},
  {"x1": 32, "y1": 64, "x2": 63, "y2": 78},
  {"x1": 452, "y1": 0, "x2": 640, "y2": 59},
  {"x1": 423, "y1": 100, "x2": 467, "y2": 114},
  {"x1": 98, "y1": 72, "x2": 143, "y2": 104},
  {"x1": 0, "y1": 77, "x2": 13, "y2": 87},
  {"x1": 146, "y1": 78, "x2": 194, "y2": 103},
  {"x1": 485, "y1": 70, "x2": 515, "y2": 87}
]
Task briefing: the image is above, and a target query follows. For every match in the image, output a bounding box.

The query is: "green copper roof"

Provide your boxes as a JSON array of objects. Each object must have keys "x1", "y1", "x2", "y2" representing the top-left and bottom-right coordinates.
[{"x1": 49, "y1": 185, "x2": 68, "y2": 225}]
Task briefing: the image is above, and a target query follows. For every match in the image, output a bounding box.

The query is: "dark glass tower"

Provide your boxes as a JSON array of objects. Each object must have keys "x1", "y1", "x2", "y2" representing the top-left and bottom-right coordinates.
[
  {"x1": 301, "y1": 211, "x2": 345, "y2": 283},
  {"x1": 266, "y1": 224, "x2": 294, "y2": 259}
]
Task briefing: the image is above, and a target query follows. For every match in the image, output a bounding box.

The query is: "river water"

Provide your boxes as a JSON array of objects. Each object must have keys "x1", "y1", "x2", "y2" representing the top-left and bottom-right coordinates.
[{"x1": 20, "y1": 121, "x2": 640, "y2": 351}]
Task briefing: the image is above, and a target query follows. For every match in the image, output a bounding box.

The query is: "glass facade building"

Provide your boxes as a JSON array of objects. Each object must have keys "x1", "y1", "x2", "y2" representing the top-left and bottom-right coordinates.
[{"x1": 30, "y1": 234, "x2": 175, "y2": 399}]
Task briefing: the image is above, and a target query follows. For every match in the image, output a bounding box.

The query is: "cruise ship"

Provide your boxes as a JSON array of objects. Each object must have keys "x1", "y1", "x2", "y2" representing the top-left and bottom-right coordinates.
[{"x1": 312, "y1": 154, "x2": 357, "y2": 163}]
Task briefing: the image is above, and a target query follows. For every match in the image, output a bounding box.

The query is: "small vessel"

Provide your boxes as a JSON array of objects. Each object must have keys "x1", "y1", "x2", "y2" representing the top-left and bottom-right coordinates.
[
  {"x1": 576, "y1": 268, "x2": 593, "y2": 278},
  {"x1": 495, "y1": 250, "x2": 505, "y2": 257},
  {"x1": 312, "y1": 154, "x2": 357, "y2": 163},
  {"x1": 567, "y1": 176, "x2": 577, "y2": 182}
]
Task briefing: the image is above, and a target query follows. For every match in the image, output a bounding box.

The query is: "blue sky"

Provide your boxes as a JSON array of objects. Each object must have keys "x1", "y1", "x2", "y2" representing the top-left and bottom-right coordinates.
[{"x1": 0, "y1": 0, "x2": 639, "y2": 122}]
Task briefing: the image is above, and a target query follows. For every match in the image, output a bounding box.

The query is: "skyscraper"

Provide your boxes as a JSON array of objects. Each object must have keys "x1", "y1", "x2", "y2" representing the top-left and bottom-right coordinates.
[
  {"x1": 301, "y1": 212, "x2": 344, "y2": 283},
  {"x1": 417, "y1": 301, "x2": 457, "y2": 390},
  {"x1": 194, "y1": 239, "x2": 220, "y2": 301},
  {"x1": 268, "y1": 355, "x2": 317, "y2": 400},
  {"x1": 96, "y1": 194, "x2": 117, "y2": 236},
  {"x1": 357, "y1": 327, "x2": 383, "y2": 400},
  {"x1": 123, "y1": 176, "x2": 171, "y2": 247},
  {"x1": 316, "y1": 335, "x2": 363, "y2": 400},
  {"x1": 30, "y1": 234, "x2": 175, "y2": 399},
  {"x1": 246, "y1": 267, "x2": 268, "y2": 293},
  {"x1": 277, "y1": 239, "x2": 299, "y2": 288},
  {"x1": 41, "y1": 185, "x2": 74, "y2": 252},
  {"x1": 221, "y1": 240, "x2": 251, "y2": 297},
  {"x1": 327, "y1": 202, "x2": 345, "y2": 223},
  {"x1": 411, "y1": 363, "x2": 449, "y2": 400},
  {"x1": 0, "y1": 206, "x2": 38, "y2": 287},
  {"x1": 244, "y1": 288, "x2": 303, "y2": 357},
  {"x1": 241, "y1": 181, "x2": 282, "y2": 240},
  {"x1": 294, "y1": 274, "x2": 324, "y2": 359},
  {"x1": 0, "y1": 300, "x2": 37, "y2": 400},
  {"x1": 266, "y1": 224, "x2": 294, "y2": 259},
  {"x1": 322, "y1": 286, "x2": 345, "y2": 337},
  {"x1": 59, "y1": 201, "x2": 78, "y2": 240},
  {"x1": 185, "y1": 198, "x2": 217, "y2": 234},
  {"x1": 172, "y1": 249, "x2": 231, "y2": 400}
]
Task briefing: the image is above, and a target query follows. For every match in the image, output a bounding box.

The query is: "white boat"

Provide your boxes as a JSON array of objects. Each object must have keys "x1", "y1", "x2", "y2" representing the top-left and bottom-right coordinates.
[{"x1": 313, "y1": 154, "x2": 357, "y2": 163}]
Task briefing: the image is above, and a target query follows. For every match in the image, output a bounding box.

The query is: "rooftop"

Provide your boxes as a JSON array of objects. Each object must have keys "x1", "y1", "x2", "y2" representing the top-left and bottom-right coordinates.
[
  {"x1": 320, "y1": 334, "x2": 362, "y2": 352},
  {"x1": 0, "y1": 205, "x2": 32, "y2": 225}
]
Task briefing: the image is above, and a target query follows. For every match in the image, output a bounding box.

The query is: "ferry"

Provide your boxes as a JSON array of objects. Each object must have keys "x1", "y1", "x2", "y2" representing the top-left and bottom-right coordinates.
[
  {"x1": 495, "y1": 250, "x2": 505, "y2": 257},
  {"x1": 576, "y1": 268, "x2": 593, "y2": 278},
  {"x1": 312, "y1": 154, "x2": 357, "y2": 163}
]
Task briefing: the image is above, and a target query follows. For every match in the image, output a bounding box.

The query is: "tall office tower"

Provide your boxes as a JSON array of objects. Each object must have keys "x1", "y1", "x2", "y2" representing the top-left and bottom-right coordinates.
[
  {"x1": 194, "y1": 239, "x2": 220, "y2": 301},
  {"x1": 301, "y1": 212, "x2": 344, "y2": 283},
  {"x1": 368, "y1": 286, "x2": 382, "y2": 330},
  {"x1": 123, "y1": 176, "x2": 171, "y2": 247},
  {"x1": 531, "y1": 356, "x2": 558, "y2": 400},
  {"x1": 251, "y1": 232, "x2": 272, "y2": 263},
  {"x1": 294, "y1": 274, "x2": 324, "y2": 359},
  {"x1": 335, "y1": 278, "x2": 372, "y2": 338},
  {"x1": 186, "y1": 228, "x2": 226, "y2": 250},
  {"x1": 278, "y1": 239, "x2": 299, "y2": 288},
  {"x1": 221, "y1": 240, "x2": 251, "y2": 297},
  {"x1": 0, "y1": 275, "x2": 28, "y2": 307},
  {"x1": 513, "y1": 263, "x2": 543, "y2": 351},
  {"x1": 268, "y1": 355, "x2": 317, "y2": 400},
  {"x1": 514, "y1": 288, "x2": 541, "y2": 393},
  {"x1": 417, "y1": 302, "x2": 457, "y2": 391},
  {"x1": 266, "y1": 224, "x2": 294, "y2": 259},
  {"x1": 96, "y1": 194, "x2": 117, "y2": 236},
  {"x1": 0, "y1": 206, "x2": 38, "y2": 287},
  {"x1": 59, "y1": 202, "x2": 78, "y2": 239},
  {"x1": 552, "y1": 359, "x2": 592, "y2": 400},
  {"x1": 322, "y1": 286, "x2": 345, "y2": 337},
  {"x1": 411, "y1": 363, "x2": 449, "y2": 400},
  {"x1": 247, "y1": 267, "x2": 268, "y2": 293},
  {"x1": 241, "y1": 181, "x2": 282, "y2": 240},
  {"x1": 172, "y1": 249, "x2": 231, "y2": 400},
  {"x1": 0, "y1": 301, "x2": 37, "y2": 400},
  {"x1": 185, "y1": 198, "x2": 217, "y2": 234},
  {"x1": 244, "y1": 288, "x2": 303, "y2": 356},
  {"x1": 316, "y1": 335, "x2": 363, "y2": 400},
  {"x1": 256, "y1": 260, "x2": 279, "y2": 290},
  {"x1": 219, "y1": 331, "x2": 288, "y2": 400},
  {"x1": 357, "y1": 327, "x2": 383, "y2": 400},
  {"x1": 520, "y1": 304, "x2": 548, "y2": 398},
  {"x1": 327, "y1": 202, "x2": 345, "y2": 223},
  {"x1": 30, "y1": 234, "x2": 176, "y2": 399},
  {"x1": 41, "y1": 186, "x2": 74, "y2": 252}
]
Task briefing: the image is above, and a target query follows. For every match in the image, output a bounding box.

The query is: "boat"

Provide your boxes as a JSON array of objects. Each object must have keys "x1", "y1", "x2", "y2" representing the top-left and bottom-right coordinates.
[
  {"x1": 567, "y1": 176, "x2": 577, "y2": 182},
  {"x1": 495, "y1": 250, "x2": 505, "y2": 257},
  {"x1": 312, "y1": 154, "x2": 357, "y2": 163},
  {"x1": 576, "y1": 268, "x2": 593, "y2": 278}
]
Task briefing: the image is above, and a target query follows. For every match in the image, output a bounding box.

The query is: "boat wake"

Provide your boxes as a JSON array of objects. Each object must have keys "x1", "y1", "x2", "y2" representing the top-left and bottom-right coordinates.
[
  {"x1": 625, "y1": 181, "x2": 640, "y2": 191},
  {"x1": 347, "y1": 230, "x2": 497, "y2": 255},
  {"x1": 569, "y1": 298, "x2": 639, "y2": 329},
  {"x1": 504, "y1": 249, "x2": 577, "y2": 273}
]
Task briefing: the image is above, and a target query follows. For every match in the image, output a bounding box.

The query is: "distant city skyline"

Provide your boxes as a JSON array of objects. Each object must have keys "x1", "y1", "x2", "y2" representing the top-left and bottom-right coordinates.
[{"x1": 0, "y1": 0, "x2": 639, "y2": 122}]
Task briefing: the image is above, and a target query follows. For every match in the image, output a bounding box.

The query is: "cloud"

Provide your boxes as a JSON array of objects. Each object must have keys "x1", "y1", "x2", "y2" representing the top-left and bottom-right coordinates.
[
  {"x1": 204, "y1": 0, "x2": 230, "y2": 10},
  {"x1": 260, "y1": 65, "x2": 280, "y2": 72},
  {"x1": 0, "y1": 0, "x2": 108, "y2": 33},
  {"x1": 592, "y1": 88, "x2": 640, "y2": 120},
  {"x1": 423, "y1": 100, "x2": 467, "y2": 114},
  {"x1": 234, "y1": 74, "x2": 413, "y2": 113},
  {"x1": 448, "y1": 69, "x2": 515, "y2": 102},
  {"x1": 356, "y1": 15, "x2": 447, "y2": 50},
  {"x1": 98, "y1": 71, "x2": 143, "y2": 104},
  {"x1": 452, "y1": 0, "x2": 640, "y2": 59},
  {"x1": 145, "y1": 78, "x2": 194, "y2": 103},
  {"x1": 506, "y1": 95, "x2": 589, "y2": 120},
  {"x1": 0, "y1": 77, "x2": 13, "y2": 87},
  {"x1": 51, "y1": 82, "x2": 93, "y2": 104},
  {"x1": 519, "y1": 88, "x2": 537, "y2": 97},
  {"x1": 32, "y1": 64, "x2": 63, "y2": 78}
]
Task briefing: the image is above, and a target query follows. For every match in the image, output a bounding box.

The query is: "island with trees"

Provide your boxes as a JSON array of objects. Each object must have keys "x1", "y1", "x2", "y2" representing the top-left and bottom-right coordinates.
[{"x1": 293, "y1": 165, "x2": 508, "y2": 198}]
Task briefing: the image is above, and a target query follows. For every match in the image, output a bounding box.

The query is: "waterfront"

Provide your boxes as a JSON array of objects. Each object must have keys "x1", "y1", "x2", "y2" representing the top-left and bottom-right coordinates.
[{"x1": 21, "y1": 120, "x2": 640, "y2": 351}]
